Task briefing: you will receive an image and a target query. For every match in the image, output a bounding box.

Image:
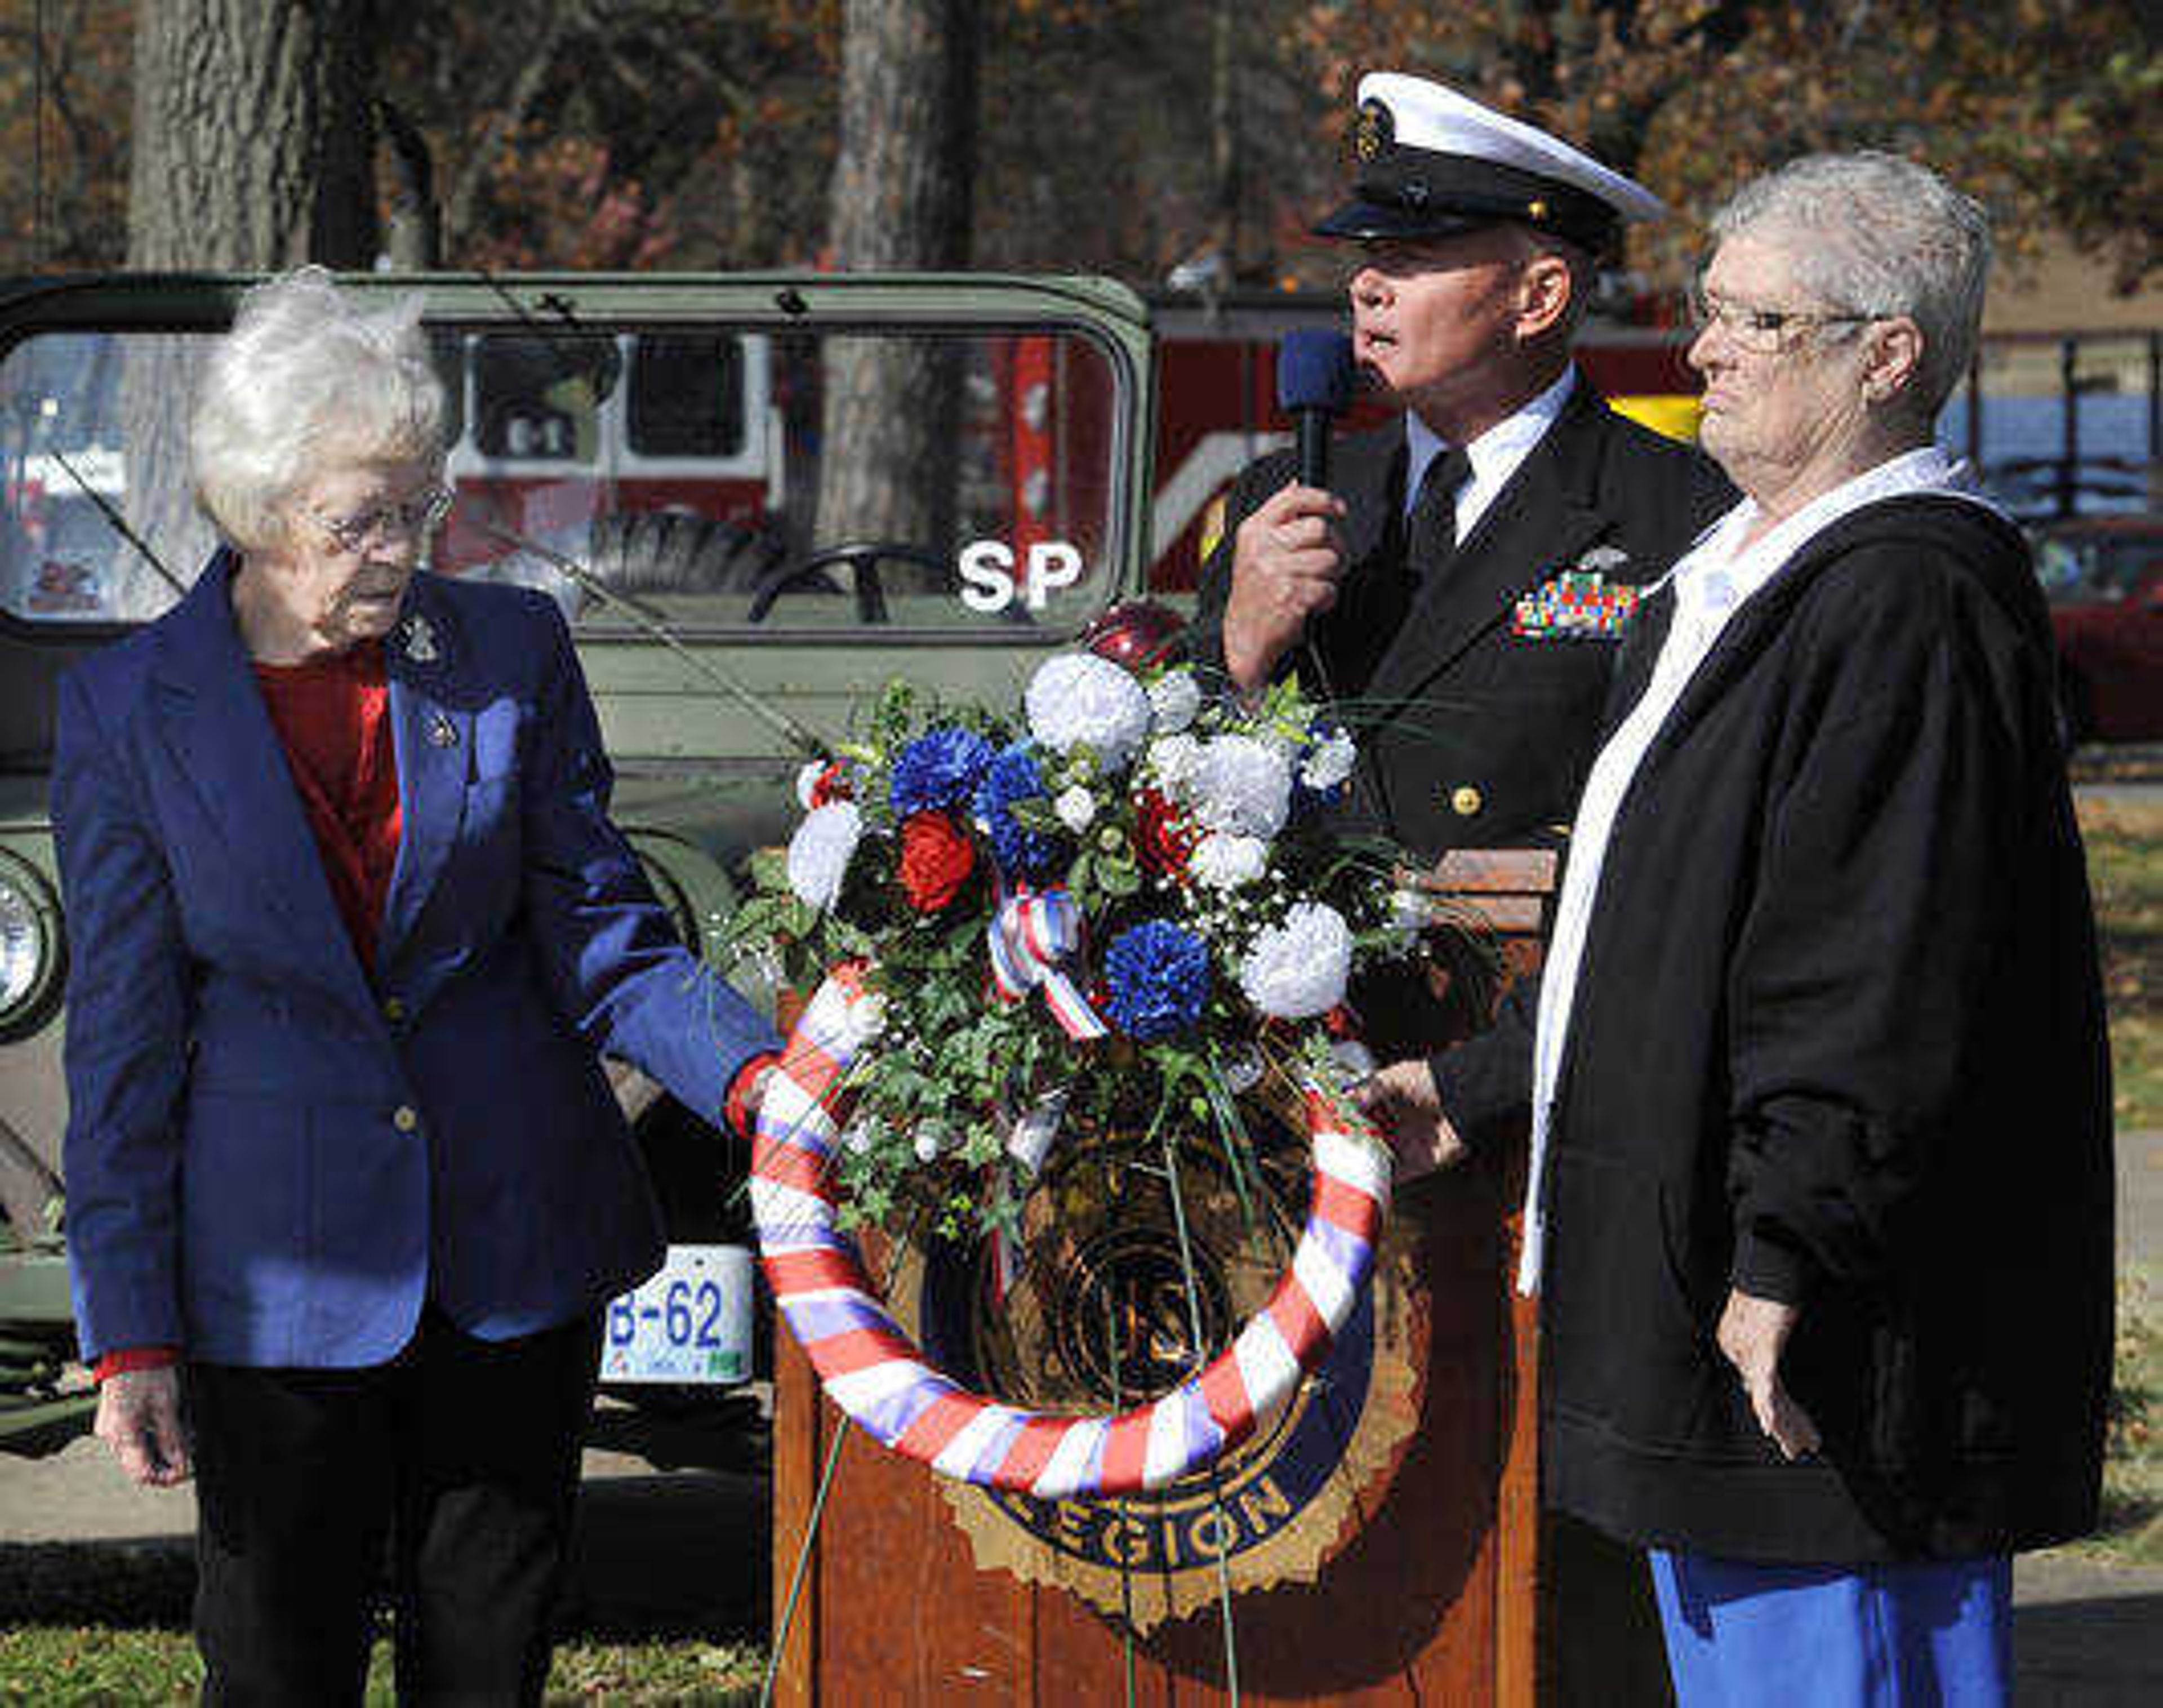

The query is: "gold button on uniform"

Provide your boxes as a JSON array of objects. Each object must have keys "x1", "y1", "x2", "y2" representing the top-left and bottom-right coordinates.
[
  {"x1": 1449, "y1": 785, "x2": 1483, "y2": 817},
  {"x1": 392, "y1": 1105, "x2": 420, "y2": 1133},
  {"x1": 382, "y1": 997, "x2": 407, "y2": 1024}
]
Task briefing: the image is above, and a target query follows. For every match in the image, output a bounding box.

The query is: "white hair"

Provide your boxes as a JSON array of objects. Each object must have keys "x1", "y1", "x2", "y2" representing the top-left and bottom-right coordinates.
[
  {"x1": 190, "y1": 266, "x2": 446, "y2": 550},
  {"x1": 1710, "y1": 152, "x2": 1991, "y2": 425}
]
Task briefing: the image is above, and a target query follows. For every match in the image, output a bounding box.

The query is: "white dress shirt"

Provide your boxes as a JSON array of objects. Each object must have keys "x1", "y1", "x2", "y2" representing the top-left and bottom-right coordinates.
[
  {"x1": 1404, "y1": 367, "x2": 1577, "y2": 547},
  {"x1": 1519, "y1": 445, "x2": 2004, "y2": 1293}
]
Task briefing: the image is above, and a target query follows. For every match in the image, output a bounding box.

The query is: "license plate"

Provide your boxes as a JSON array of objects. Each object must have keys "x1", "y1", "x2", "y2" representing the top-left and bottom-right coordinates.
[{"x1": 599, "y1": 1244, "x2": 755, "y2": 1384}]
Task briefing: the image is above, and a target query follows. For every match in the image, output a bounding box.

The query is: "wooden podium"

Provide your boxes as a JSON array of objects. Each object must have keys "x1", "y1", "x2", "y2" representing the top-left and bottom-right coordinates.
[{"x1": 767, "y1": 852, "x2": 1669, "y2": 1705}]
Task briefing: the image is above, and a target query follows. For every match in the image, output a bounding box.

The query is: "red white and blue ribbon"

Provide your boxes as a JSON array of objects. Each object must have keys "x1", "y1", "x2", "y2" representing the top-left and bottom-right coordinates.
[
  {"x1": 985, "y1": 881, "x2": 1108, "y2": 1040},
  {"x1": 751, "y1": 966, "x2": 1391, "y2": 1497}
]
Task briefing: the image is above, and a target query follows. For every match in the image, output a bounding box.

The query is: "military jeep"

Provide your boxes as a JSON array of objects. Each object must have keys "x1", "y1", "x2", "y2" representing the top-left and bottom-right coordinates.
[{"x1": 0, "y1": 272, "x2": 1160, "y2": 1445}]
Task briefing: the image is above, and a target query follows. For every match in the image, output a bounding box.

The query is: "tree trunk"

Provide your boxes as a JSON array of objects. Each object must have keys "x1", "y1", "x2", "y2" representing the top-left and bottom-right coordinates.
[
  {"x1": 119, "y1": 0, "x2": 379, "y2": 616},
  {"x1": 815, "y1": 0, "x2": 980, "y2": 573},
  {"x1": 128, "y1": 0, "x2": 378, "y2": 270},
  {"x1": 1208, "y1": 0, "x2": 1240, "y2": 279}
]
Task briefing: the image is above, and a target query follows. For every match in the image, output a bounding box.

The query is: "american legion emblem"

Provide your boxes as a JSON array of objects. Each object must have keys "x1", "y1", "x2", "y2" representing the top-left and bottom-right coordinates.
[{"x1": 893, "y1": 1116, "x2": 1422, "y2": 1631}]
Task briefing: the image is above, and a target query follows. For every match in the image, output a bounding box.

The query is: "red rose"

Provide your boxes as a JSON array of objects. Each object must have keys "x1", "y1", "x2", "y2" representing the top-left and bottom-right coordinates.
[
  {"x1": 1134, "y1": 788, "x2": 1199, "y2": 878},
  {"x1": 898, "y1": 811, "x2": 977, "y2": 912}
]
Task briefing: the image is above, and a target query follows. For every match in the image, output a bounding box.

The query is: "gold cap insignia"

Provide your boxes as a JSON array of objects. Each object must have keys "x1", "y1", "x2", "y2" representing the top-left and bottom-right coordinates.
[
  {"x1": 1527, "y1": 199, "x2": 1548, "y2": 221},
  {"x1": 1354, "y1": 99, "x2": 1392, "y2": 163}
]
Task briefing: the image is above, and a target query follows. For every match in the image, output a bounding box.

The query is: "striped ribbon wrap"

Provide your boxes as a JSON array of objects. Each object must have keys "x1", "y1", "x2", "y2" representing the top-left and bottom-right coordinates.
[
  {"x1": 750, "y1": 966, "x2": 1393, "y2": 1497},
  {"x1": 985, "y1": 881, "x2": 1109, "y2": 1040}
]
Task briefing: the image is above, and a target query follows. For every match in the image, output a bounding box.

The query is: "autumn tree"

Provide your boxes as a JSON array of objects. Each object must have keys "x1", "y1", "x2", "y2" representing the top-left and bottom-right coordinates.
[
  {"x1": 1281, "y1": 0, "x2": 2161, "y2": 291},
  {"x1": 375, "y1": 0, "x2": 836, "y2": 270},
  {"x1": 0, "y1": 0, "x2": 131, "y2": 269}
]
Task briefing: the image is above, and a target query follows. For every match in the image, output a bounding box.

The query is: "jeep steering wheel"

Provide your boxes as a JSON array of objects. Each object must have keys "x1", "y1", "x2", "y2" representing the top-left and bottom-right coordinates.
[{"x1": 745, "y1": 540, "x2": 951, "y2": 626}]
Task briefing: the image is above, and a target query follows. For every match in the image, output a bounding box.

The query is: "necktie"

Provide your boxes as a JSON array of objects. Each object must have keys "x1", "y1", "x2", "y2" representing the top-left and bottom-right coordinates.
[{"x1": 1406, "y1": 445, "x2": 1472, "y2": 584}]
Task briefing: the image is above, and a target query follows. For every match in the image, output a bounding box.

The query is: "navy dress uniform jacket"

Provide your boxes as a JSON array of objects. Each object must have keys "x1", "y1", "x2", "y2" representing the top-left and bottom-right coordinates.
[
  {"x1": 1534, "y1": 495, "x2": 2112, "y2": 1560},
  {"x1": 54, "y1": 556, "x2": 784, "y2": 1368},
  {"x1": 1187, "y1": 379, "x2": 1734, "y2": 861}
]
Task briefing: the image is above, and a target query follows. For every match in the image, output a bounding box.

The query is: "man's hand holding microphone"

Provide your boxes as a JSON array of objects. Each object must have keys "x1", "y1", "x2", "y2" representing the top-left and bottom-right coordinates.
[{"x1": 1221, "y1": 332, "x2": 1356, "y2": 693}]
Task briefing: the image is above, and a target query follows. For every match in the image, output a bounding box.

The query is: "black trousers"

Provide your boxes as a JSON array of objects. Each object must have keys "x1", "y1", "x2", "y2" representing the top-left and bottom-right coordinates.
[{"x1": 186, "y1": 1307, "x2": 602, "y2": 1707}]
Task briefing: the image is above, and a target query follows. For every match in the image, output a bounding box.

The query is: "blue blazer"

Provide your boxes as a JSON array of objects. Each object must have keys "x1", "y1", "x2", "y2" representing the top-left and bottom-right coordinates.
[{"x1": 53, "y1": 553, "x2": 782, "y2": 1367}]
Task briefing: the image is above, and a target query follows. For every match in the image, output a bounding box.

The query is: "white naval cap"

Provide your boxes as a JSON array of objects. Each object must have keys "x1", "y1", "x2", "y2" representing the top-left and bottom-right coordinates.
[{"x1": 1315, "y1": 72, "x2": 1666, "y2": 257}]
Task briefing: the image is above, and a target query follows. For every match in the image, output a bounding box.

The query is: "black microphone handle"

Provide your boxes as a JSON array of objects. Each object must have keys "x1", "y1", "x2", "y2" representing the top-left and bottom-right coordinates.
[{"x1": 1295, "y1": 408, "x2": 1332, "y2": 491}]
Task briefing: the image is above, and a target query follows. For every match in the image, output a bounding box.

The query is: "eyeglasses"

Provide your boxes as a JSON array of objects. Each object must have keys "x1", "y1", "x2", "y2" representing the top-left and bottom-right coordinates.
[
  {"x1": 308, "y1": 484, "x2": 455, "y2": 554},
  {"x1": 1686, "y1": 282, "x2": 1877, "y2": 353}
]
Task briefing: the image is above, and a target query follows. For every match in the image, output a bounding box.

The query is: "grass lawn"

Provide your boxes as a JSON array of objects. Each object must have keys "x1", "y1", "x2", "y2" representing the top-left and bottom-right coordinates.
[
  {"x1": 2078, "y1": 795, "x2": 2163, "y2": 1131},
  {"x1": 0, "y1": 1629, "x2": 765, "y2": 1705},
  {"x1": 2064, "y1": 794, "x2": 2160, "y2": 1566}
]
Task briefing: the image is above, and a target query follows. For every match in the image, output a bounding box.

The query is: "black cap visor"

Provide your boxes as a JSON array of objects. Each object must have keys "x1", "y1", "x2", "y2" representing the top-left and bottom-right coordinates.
[
  {"x1": 1314, "y1": 148, "x2": 1622, "y2": 257},
  {"x1": 1311, "y1": 197, "x2": 1496, "y2": 242}
]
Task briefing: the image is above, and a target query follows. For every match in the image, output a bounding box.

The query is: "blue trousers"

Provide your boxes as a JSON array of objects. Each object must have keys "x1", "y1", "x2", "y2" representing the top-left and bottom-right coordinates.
[{"x1": 1648, "y1": 1550, "x2": 2011, "y2": 1708}]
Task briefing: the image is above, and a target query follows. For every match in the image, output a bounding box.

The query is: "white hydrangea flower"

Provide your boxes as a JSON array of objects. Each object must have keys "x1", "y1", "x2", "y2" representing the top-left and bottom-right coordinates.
[
  {"x1": 1147, "y1": 668, "x2": 1201, "y2": 734},
  {"x1": 1145, "y1": 732, "x2": 1204, "y2": 796},
  {"x1": 785, "y1": 801, "x2": 862, "y2": 911},
  {"x1": 1239, "y1": 901, "x2": 1352, "y2": 1018},
  {"x1": 1300, "y1": 728, "x2": 1358, "y2": 791},
  {"x1": 1188, "y1": 831, "x2": 1270, "y2": 891},
  {"x1": 1054, "y1": 785, "x2": 1097, "y2": 833},
  {"x1": 1190, "y1": 735, "x2": 1292, "y2": 838},
  {"x1": 1025, "y1": 653, "x2": 1152, "y2": 771},
  {"x1": 913, "y1": 1122, "x2": 952, "y2": 1164}
]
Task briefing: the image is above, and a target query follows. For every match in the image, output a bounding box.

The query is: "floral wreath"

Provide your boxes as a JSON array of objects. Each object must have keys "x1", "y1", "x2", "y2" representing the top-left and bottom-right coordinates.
[
  {"x1": 732, "y1": 628, "x2": 1452, "y2": 1488},
  {"x1": 751, "y1": 964, "x2": 1391, "y2": 1496}
]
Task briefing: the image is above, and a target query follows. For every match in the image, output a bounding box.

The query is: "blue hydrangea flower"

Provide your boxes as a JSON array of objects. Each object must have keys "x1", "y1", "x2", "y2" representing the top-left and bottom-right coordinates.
[
  {"x1": 1102, "y1": 920, "x2": 1210, "y2": 1041},
  {"x1": 889, "y1": 726, "x2": 995, "y2": 817},
  {"x1": 972, "y1": 743, "x2": 1063, "y2": 879}
]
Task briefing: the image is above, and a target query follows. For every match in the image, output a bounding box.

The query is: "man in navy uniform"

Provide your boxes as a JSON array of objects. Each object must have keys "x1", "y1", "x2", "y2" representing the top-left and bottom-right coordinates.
[
  {"x1": 1190, "y1": 73, "x2": 1732, "y2": 863},
  {"x1": 1189, "y1": 73, "x2": 1731, "y2": 1182}
]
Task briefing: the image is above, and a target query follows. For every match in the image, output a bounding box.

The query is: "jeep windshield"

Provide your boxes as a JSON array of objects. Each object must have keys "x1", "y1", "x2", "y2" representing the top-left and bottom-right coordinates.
[{"x1": 0, "y1": 276, "x2": 1150, "y2": 647}]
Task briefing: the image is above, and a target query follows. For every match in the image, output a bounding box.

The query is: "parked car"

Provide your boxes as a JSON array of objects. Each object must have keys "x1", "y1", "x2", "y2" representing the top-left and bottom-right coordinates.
[{"x1": 2035, "y1": 512, "x2": 2163, "y2": 745}]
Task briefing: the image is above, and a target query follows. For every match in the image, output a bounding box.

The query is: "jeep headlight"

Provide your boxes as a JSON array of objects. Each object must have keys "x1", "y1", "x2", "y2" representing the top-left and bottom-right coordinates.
[{"x1": 0, "y1": 851, "x2": 63, "y2": 1039}]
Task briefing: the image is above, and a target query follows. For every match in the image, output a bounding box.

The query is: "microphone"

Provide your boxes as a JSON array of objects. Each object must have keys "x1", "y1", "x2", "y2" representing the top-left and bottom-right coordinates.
[{"x1": 1276, "y1": 330, "x2": 1355, "y2": 491}]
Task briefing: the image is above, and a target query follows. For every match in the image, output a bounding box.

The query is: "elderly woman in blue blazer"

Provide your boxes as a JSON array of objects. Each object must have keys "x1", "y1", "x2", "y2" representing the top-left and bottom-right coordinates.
[{"x1": 54, "y1": 268, "x2": 783, "y2": 1705}]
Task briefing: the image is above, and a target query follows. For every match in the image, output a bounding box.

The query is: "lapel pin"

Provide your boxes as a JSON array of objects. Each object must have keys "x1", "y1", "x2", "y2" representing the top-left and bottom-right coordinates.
[
  {"x1": 427, "y1": 714, "x2": 458, "y2": 749},
  {"x1": 400, "y1": 612, "x2": 439, "y2": 665}
]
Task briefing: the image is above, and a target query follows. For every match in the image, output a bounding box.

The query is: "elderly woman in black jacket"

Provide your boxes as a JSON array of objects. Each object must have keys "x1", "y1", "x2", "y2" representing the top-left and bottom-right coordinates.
[{"x1": 1365, "y1": 153, "x2": 2112, "y2": 1705}]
